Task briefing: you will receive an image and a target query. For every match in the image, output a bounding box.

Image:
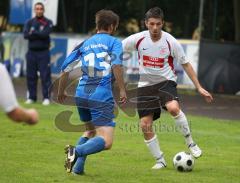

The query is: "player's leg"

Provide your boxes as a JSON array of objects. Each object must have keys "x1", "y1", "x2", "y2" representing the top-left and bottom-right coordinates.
[
  {"x1": 160, "y1": 81, "x2": 202, "y2": 158},
  {"x1": 77, "y1": 128, "x2": 96, "y2": 146},
  {"x1": 73, "y1": 126, "x2": 96, "y2": 174},
  {"x1": 74, "y1": 126, "x2": 114, "y2": 155},
  {"x1": 70, "y1": 103, "x2": 94, "y2": 174},
  {"x1": 38, "y1": 50, "x2": 51, "y2": 105},
  {"x1": 140, "y1": 114, "x2": 154, "y2": 140},
  {"x1": 73, "y1": 117, "x2": 115, "y2": 157},
  {"x1": 65, "y1": 126, "x2": 113, "y2": 173},
  {"x1": 66, "y1": 87, "x2": 116, "y2": 173},
  {"x1": 165, "y1": 100, "x2": 202, "y2": 158},
  {"x1": 140, "y1": 114, "x2": 166, "y2": 169},
  {"x1": 26, "y1": 51, "x2": 38, "y2": 102},
  {"x1": 137, "y1": 85, "x2": 166, "y2": 169},
  {"x1": 65, "y1": 95, "x2": 115, "y2": 173},
  {"x1": 74, "y1": 90, "x2": 116, "y2": 152}
]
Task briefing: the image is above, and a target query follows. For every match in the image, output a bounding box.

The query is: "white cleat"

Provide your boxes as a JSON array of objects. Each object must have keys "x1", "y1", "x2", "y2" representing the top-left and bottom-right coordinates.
[
  {"x1": 64, "y1": 145, "x2": 77, "y2": 173},
  {"x1": 25, "y1": 99, "x2": 34, "y2": 104},
  {"x1": 42, "y1": 99, "x2": 50, "y2": 106},
  {"x1": 152, "y1": 158, "x2": 167, "y2": 169},
  {"x1": 189, "y1": 143, "x2": 202, "y2": 158}
]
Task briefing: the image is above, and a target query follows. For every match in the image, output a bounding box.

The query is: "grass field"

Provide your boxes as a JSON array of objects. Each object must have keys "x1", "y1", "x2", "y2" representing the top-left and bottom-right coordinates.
[{"x1": 0, "y1": 101, "x2": 239, "y2": 183}]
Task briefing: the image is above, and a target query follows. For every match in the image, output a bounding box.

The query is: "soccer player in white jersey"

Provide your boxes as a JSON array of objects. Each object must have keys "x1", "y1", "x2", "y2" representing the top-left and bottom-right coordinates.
[
  {"x1": 122, "y1": 7, "x2": 213, "y2": 169},
  {"x1": 0, "y1": 63, "x2": 38, "y2": 125}
]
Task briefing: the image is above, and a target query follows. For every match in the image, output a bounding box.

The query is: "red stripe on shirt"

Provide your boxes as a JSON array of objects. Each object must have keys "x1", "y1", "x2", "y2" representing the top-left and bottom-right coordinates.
[
  {"x1": 166, "y1": 40, "x2": 175, "y2": 74},
  {"x1": 136, "y1": 37, "x2": 145, "y2": 59}
]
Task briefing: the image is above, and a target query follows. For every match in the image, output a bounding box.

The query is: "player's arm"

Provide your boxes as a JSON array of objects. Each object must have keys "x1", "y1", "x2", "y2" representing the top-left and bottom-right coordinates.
[
  {"x1": 112, "y1": 65, "x2": 126, "y2": 103},
  {"x1": 0, "y1": 64, "x2": 38, "y2": 124},
  {"x1": 57, "y1": 71, "x2": 69, "y2": 104},
  {"x1": 122, "y1": 34, "x2": 137, "y2": 52},
  {"x1": 112, "y1": 39, "x2": 127, "y2": 104},
  {"x1": 172, "y1": 38, "x2": 213, "y2": 103},
  {"x1": 122, "y1": 33, "x2": 142, "y2": 61},
  {"x1": 58, "y1": 48, "x2": 81, "y2": 103},
  {"x1": 181, "y1": 63, "x2": 213, "y2": 103}
]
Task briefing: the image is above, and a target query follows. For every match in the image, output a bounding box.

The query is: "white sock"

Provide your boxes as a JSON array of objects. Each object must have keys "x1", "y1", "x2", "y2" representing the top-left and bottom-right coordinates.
[
  {"x1": 174, "y1": 110, "x2": 194, "y2": 146},
  {"x1": 144, "y1": 135, "x2": 163, "y2": 161}
]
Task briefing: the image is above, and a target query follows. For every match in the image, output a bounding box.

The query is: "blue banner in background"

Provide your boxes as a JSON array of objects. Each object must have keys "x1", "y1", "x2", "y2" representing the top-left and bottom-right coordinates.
[
  {"x1": 1, "y1": 32, "x2": 199, "y2": 89},
  {"x1": 2, "y1": 33, "x2": 68, "y2": 76},
  {"x1": 50, "y1": 38, "x2": 67, "y2": 74},
  {"x1": 9, "y1": 0, "x2": 32, "y2": 24}
]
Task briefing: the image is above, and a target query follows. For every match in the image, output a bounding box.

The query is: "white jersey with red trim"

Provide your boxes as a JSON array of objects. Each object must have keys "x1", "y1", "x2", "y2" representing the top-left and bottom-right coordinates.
[{"x1": 122, "y1": 30, "x2": 188, "y2": 87}]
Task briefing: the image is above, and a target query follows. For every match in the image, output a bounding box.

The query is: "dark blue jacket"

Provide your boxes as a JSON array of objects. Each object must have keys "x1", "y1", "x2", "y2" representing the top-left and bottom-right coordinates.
[{"x1": 23, "y1": 16, "x2": 53, "y2": 51}]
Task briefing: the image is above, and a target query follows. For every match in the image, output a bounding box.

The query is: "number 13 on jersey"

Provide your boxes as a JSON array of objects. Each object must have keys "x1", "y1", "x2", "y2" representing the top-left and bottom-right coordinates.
[{"x1": 84, "y1": 52, "x2": 111, "y2": 77}]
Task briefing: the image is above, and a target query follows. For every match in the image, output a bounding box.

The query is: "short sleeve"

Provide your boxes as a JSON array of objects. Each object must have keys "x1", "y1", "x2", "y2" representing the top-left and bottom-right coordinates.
[
  {"x1": 172, "y1": 39, "x2": 188, "y2": 64},
  {"x1": 110, "y1": 39, "x2": 123, "y2": 66},
  {"x1": 61, "y1": 49, "x2": 81, "y2": 72},
  {"x1": 0, "y1": 64, "x2": 19, "y2": 113},
  {"x1": 122, "y1": 34, "x2": 138, "y2": 52},
  {"x1": 122, "y1": 32, "x2": 146, "y2": 52}
]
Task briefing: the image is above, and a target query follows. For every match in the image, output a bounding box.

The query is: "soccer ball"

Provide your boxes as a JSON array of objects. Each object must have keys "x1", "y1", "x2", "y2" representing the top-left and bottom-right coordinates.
[{"x1": 173, "y1": 151, "x2": 194, "y2": 172}]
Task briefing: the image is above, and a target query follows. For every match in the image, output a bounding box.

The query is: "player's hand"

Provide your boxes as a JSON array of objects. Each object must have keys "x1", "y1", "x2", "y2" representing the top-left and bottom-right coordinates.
[
  {"x1": 119, "y1": 89, "x2": 127, "y2": 104},
  {"x1": 198, "y1": 87, "x2": 213, "y2": 103},
  {"x1": 25, "y1": 108, "x2": 39, "y2": 125},
  {"x1": 57, "y1": 91, "x2": 68, "y2": 104}
]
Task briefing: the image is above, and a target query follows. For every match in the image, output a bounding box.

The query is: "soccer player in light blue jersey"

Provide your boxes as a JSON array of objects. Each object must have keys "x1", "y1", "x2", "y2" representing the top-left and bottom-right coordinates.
[{"x1": 57, "y1": 9, "x2": 126, "y2": 175}]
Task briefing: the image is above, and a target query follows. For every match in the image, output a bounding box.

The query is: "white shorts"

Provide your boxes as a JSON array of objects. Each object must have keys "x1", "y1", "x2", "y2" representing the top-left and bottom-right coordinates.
[{"x1": 0, "y1": 63, "x2": 19, "y2": 113}]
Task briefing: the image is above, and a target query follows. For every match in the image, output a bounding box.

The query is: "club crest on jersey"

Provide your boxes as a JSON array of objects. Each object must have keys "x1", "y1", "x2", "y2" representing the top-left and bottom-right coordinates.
[{"x1": 159, "y1": 47, "x2": 168, "y2": 54}]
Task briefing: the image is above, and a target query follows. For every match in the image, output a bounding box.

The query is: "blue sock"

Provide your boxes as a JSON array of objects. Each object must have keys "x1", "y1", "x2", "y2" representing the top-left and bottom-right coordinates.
[
  {"x1": 77, "y1": 136, "x2": 89, "y2": 145},
  {"x1": 73, "y1": 137, "x2": 89, "y2": 174},
  {"x1": 75, "y1": 136, "x2": 105, "y2": 157}
]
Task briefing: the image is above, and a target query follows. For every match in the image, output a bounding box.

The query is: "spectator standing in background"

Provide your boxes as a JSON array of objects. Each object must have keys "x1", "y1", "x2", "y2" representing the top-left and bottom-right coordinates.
[{"x1": 23, "y1": 2, "x2": 53, "y2": 105}]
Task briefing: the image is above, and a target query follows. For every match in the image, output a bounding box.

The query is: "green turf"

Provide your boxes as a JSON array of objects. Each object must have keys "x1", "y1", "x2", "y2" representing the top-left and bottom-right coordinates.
[{"x1": 0, "y1": 101, "x2": 239, "y2": 183}]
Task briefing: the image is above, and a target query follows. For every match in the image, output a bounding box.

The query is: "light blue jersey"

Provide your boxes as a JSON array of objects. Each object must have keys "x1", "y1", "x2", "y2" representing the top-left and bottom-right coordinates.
[
  {"x1": 62, "y1": 33, "x2": 122, "y2": 91},
  {"x1": 61, "y1": 33, "x2": 123, "y2": 126}
]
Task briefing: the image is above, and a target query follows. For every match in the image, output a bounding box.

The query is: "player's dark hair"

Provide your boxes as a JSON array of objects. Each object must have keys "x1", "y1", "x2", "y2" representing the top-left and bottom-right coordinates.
[
  {"x1": 145, "y1": 7, "x2": 164, "y2": 21},
  {"x1": 95, "y1": 9, "x2": 119, "y2": 31},
  {"x1": 34, "y1": 2, "x2": 45, "y2": 10}
]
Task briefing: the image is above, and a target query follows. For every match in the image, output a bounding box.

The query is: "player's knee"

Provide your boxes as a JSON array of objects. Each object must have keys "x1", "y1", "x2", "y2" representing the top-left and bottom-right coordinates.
[
  {"x1": 167, "y1": 105, "x2": 180, "y2": 116},
  {"x1": 104, "y1": 141, "x2": 113, "y2": 150},
  {"x1": 89, "y1": 130, "x2": 96, "y2": 137},
  {"x1": 140, "y1": 119, "x2": 151, "y2": 130},
  {"x1": 84, "y1": 130, "x2": 96, "y2": 138}
]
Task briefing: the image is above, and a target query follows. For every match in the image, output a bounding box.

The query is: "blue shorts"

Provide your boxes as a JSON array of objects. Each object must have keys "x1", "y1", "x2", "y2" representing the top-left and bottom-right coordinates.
[{"x1": 75, "y1": 86, "x2": 115, "y2": 127}]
